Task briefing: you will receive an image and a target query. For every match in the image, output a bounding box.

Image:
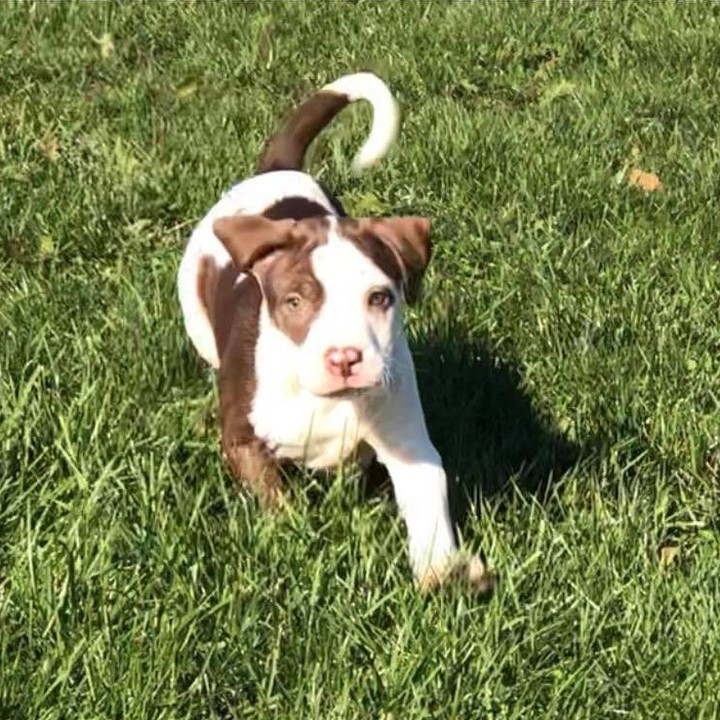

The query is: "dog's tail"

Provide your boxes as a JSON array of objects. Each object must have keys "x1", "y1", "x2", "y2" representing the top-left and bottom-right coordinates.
[{"x1": 255, "y1": 72, "x2": 399, "y2": 175}]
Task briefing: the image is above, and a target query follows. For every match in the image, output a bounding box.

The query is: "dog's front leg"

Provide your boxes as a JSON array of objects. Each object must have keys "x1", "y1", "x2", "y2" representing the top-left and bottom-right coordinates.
[
  {"x1": 378, "y1": 439, "x2": 457, "y2": 586},
  {"x1": 366, "y1": 346, "x2": 492, "y2": 593},
  {"x1": 369, "y1": 417, "x2": 492, "y2": 592}
]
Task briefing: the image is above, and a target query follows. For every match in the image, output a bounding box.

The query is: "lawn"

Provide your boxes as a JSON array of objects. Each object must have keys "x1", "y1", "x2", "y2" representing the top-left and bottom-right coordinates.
[{"x1": 2, "y1": 1, "x2": 720, "y2": 718}]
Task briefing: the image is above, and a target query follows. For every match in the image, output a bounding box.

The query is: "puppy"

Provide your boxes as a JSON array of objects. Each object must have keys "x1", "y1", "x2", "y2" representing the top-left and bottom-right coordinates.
[{"x1": 177, "y1": 73, "x2": 490, "y2": 592}]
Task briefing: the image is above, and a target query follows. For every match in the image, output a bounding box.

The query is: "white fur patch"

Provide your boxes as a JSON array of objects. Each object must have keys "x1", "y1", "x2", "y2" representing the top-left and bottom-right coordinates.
[{"x1": 250, "y1": 309, "x2": 366, "y2": 467}]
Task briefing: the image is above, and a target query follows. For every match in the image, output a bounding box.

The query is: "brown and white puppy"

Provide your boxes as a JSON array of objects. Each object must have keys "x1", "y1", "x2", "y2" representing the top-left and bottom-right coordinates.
[{"x1": 177, "y1": 73, "x2": 490, "y2": 591}]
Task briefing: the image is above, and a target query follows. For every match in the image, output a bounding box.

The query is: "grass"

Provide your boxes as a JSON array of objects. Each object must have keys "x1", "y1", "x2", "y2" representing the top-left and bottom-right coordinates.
[{"x1": 1, "y1": 1, "x2": 720, "y2": 717}]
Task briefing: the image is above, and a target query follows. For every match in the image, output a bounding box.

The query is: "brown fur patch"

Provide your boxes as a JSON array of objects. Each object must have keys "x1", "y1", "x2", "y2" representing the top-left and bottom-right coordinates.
[
  {"x1": 263, "y1": 251, "x2": 324, "y2": 344},
  {"x1": 213, "y1": 215, "x2": 297, "y2": 272},
  {"x1": 259, "y1": 217, "x2": 329, "y2": 345},
  {"x1": 256, "y1": 91, "x2": 350, "y2": 174},
  {"x1": 197, "y1": 255, "x2": 218, "y2": 336},
  {"x1": 262, "y1": 196, "x2": 331, "y2": 222},
  {"x1": 217, "y1": 273, "x2": 262, "y2": 447},
  {"x1": 202, "y1": 265, "x2": 283, "y2": 506}
]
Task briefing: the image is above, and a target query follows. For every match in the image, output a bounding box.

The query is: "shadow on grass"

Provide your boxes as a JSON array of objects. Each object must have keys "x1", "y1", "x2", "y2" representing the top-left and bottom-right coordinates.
[
  {"x1": 413, "y1": 333, "x2": 583, "y2": 526},
  {"x1": 360, "y1": 314, "x2": 588, "y2": 532}
]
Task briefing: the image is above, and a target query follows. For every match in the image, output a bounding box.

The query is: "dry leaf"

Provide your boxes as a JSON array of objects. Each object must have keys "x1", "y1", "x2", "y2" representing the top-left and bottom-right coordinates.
[
  {"x1": 659, "y1": 545, "x2": 680, "y2": 568},
  {"x1": 627, "y1": 167, "x2": 663, "y2": 193},
  {"x1": 99, "y1": 32, "x2": 114, "y2": 59},
  {"x1": 38, "y1": 235, "x2": 55, "y2": 257},
  {"x1": 39, "y1": 135, "x2": 60, "y2": 162},
  {"x1": 175, "y1": 81, "x2": 198, "y2": 99},
  {"x1": 540, "y1": 79, "x2": 576, "y2": 106}
]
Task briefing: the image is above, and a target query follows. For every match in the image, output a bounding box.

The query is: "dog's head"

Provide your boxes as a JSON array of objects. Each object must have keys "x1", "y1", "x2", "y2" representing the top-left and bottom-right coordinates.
[{"x1": 212, "y1": 213, "x2": 431, "y2": 397}]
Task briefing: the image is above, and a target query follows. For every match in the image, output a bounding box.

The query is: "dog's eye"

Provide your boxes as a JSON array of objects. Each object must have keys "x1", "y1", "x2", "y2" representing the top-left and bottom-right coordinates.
[
  {"x1": 368, "y1": 289, "x2": 394, "y2": 309},
  {"x1": 285, "y1": 293, "x2": 303, "y2": 311}
]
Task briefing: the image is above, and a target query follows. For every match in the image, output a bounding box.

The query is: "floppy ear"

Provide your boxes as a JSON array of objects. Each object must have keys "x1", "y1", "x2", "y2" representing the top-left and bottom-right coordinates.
[
  {"x1": 212, "y1": 215, "x2": 296, "y2": 270},
  {"x1": 365, "y1": 217, "x2": 431, "y2": 304}
]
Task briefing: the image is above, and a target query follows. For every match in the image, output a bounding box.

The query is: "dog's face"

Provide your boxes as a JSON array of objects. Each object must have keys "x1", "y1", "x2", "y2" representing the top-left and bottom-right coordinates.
[{"x1": 213, "y1": 214, "x2": 431, "y2": 397}]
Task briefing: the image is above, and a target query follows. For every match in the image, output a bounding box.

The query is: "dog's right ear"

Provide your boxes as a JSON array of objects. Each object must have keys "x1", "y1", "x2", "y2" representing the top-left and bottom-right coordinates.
[{"x1": 212, "y1": 215, "x2": 296, "y2": 270}]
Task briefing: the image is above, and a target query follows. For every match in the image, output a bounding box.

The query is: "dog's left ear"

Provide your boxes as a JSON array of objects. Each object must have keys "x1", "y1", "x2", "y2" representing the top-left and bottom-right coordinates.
[
  {"x1": 365, "y1": 217, "x2": 431, "y2": 304},
  {"x1": 212, "y1": 215, "x2": 297, "y2": 270}
]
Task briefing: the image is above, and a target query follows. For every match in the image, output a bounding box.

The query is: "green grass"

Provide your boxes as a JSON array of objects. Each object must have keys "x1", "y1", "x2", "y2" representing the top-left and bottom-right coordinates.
[{"x1": 2, "y1": 1, "x2": 720, "y2": 717}]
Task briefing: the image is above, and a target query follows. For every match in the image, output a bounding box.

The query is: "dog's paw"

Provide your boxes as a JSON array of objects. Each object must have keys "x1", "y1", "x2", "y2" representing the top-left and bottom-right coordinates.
[
  {"x1": 223, "y1": 444, "x2": 288, "y2": 511},
  {"x1": 417, "y1": 555, "x2": 494, "y2": 596},
  {"x1": 256, "y1": 482, "x2": 288, "y2": 512},
  {"x1": 417, "y1": 562, "x2": 449, "y2": 592},
  {"x1": 463, "y1": 555, "x2": 495, "y2": 595}
]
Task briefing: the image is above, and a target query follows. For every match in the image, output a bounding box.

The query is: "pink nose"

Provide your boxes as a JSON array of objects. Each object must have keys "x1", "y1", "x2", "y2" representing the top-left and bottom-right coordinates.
[{"x1": 324, "y1": 347, "x2": 363, "y2": 377}]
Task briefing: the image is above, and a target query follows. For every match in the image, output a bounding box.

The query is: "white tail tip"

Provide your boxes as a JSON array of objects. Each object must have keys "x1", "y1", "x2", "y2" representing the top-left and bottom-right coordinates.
[{"x1": 322, "y1": 72, "x2": 400, "y2": 173}]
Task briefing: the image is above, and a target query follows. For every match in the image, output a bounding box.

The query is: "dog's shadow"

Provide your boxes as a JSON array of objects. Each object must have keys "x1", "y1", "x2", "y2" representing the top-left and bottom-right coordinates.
[
  {"x1": 362, "y1": 303, "x2": 584, "y2": 528},
  {"x1": 415, "y1": 335, "x2": 581, "y2": 521}
]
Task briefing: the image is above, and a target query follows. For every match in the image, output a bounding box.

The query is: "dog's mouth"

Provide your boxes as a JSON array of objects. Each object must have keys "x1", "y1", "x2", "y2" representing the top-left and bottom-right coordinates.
[
  {"x1": 322, "y1": 386, "x2": 372, "y2": 399},
  {"x1": 319, "y1": 379, "x2": 385, "y2": 400}
]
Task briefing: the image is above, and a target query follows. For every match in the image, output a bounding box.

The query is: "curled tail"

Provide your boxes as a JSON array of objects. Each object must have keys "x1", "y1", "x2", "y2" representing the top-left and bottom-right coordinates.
[{"x1": 256, "y1": 72, "x2": 400, "y2": 175}]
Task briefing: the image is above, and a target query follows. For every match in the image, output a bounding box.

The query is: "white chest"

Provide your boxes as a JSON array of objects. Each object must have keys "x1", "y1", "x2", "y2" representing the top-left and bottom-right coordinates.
[{"x1": 249, "y1": 388, "x2": 365, "y2": 468}]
